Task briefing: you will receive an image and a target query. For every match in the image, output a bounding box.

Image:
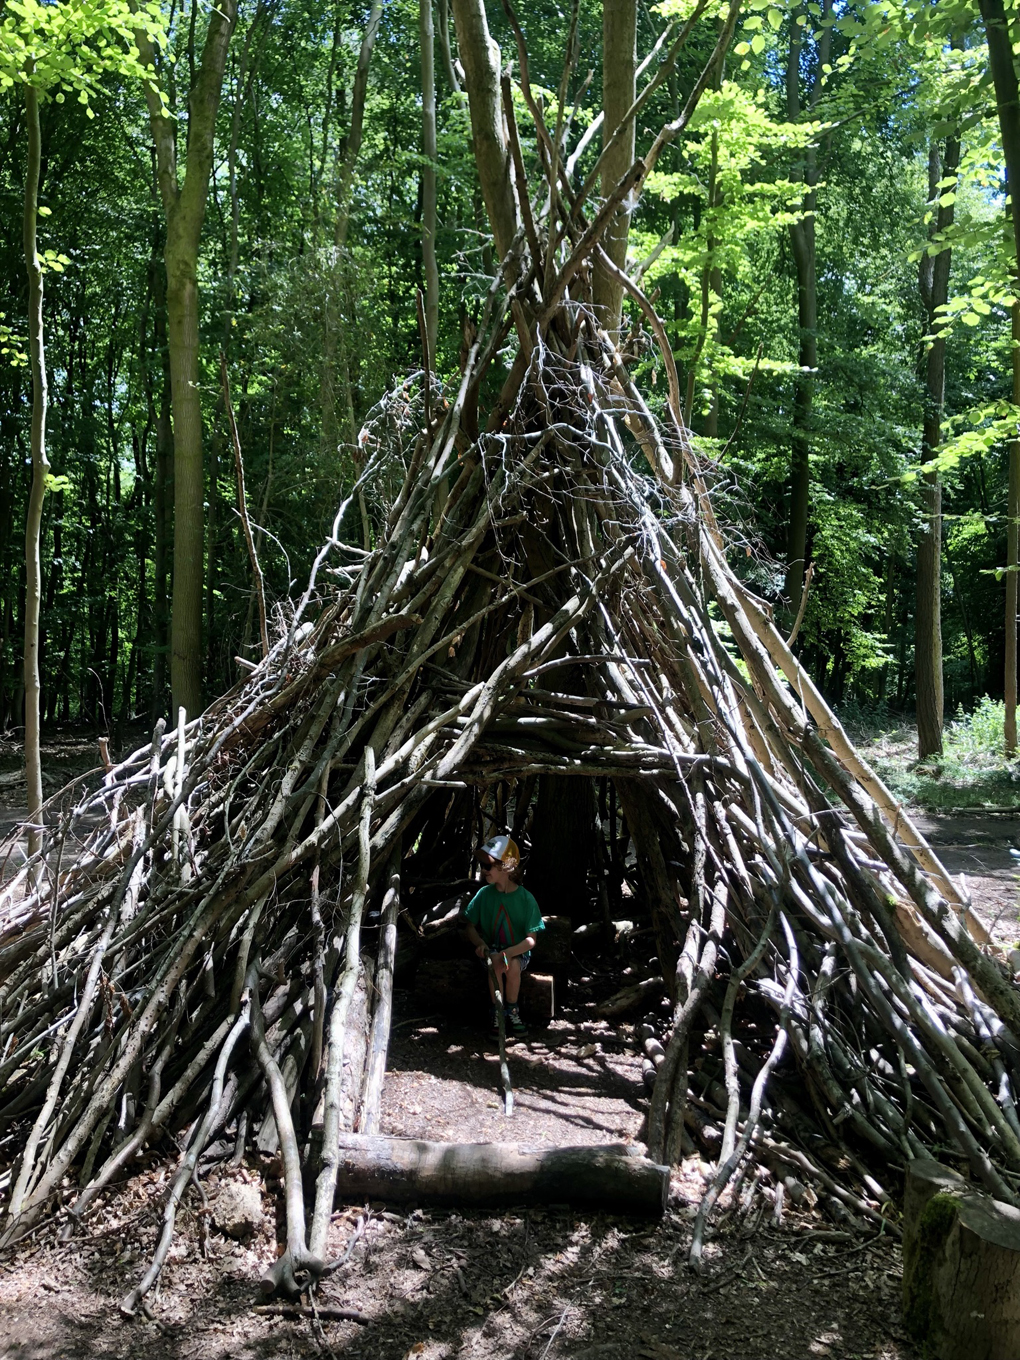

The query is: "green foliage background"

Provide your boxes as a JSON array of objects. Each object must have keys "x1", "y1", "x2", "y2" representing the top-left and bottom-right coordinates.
[{"x1": 0, "y1": 0, "x2": 1019, "y2": 744}]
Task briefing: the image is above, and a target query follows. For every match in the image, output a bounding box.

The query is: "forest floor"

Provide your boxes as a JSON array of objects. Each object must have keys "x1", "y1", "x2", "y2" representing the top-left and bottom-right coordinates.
[
  {"x1": 6, "y1": 726, "x2": 1018, "y2": 1359},
  {"x1": 0, "y1": 988, "x2": 914, "y2": 1360}
]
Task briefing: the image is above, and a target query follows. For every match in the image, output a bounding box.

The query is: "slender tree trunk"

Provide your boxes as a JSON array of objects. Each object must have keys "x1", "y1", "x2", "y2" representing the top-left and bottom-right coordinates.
[
  {"x1": 335, "y1": 1, "x2": 384, "y2": 251},
  {"x1": 436, "y1": 0, "x2": 461, "y2": 94},
  {"x1": 205, "y1": 418, "x2": 220, "y2": 685},
  {"x1": 151, "y1": 258, "x2": 172, "y2": 720},
  {"x1": 137, "y1": 0, "x2": 239, "y2": 719},
  {"x1": 943, "y1": 536, "x2": 979, "y2": 700},
  {"x1": 320, "y1": 1, "x2": 384, "y2": 459},
  {"x1": 421, "y1": 0, "x2": 439, "y2": 357},
  {"x1": 1007, "y1": 303, "x2": 1020, "y2": 752},
  {"x1": 702, "y1": 263, "x2": 723, "y2": 436},
  {"x1": 784, "y1": 1, "x2": 831, "y2": 617},
  {"x1": 915, "y1": 136, "x2": 959, "y2": 759},
  {"x1": 978, "y1": 0, "x2": 1020, "y2": 750},
  {"x1": 164, "y1": 222, "x2": 205, "y2": 717},
  {"x1": 22, "y1": 82, "x2": 47, "y2": 865},
  {"x1": 451, "y1": 0, "x2": 518, "y2": 263},
  {"x1": 592, "y1": 0, "x2": 637, "y2": 335},
  {"x1": 916, "y1": 462, "x2": 944, "y2": 758},
  {"x1": 685, "y1": 55, "x2": 723, "y2": 430}
]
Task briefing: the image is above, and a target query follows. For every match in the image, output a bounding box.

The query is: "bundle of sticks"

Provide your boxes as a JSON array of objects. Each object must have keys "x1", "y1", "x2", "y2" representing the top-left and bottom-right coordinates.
[{"x1": 1, "y1": 49, "x2": 1017, "y2": 1299}]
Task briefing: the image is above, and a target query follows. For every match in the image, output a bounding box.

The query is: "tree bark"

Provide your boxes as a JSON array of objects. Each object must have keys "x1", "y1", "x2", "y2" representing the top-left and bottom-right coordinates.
[
  {"x1": 592, "y1": 0, "x2": 637, "y2": 335},
  {"x1": 319, "y1": 0, "x2": 383, "y2": 460},
  {"x1": 784, "y1": 0, "x2": 831, "y2": 617},
  {"x1": 137, "y1": 0, "x2": 239, "y2": 719},
  {"x1": 451, "y1": 0, "x2": 518, "y2": 263},
  {"x1": 436, "y1": 0, "x2": 461, "y2": 93},
  {"x1": 421, "y1": 0, "x2": 439, "y2": 356},
  {"x1": 22, "y1": 81, "x2": 47, "y2": 866},
  {"x1": 978, "y1": 0, "x2": 1020, "y2": 752},
  {"x1": 916, "y1": 136, "x2": 959, "y2": 760},
  {"x1": 335, "y1": 1, "x2": 384, "y2": 249},
  {"x1": 331, "y1": 1134, "x2": 669, "y2": 1216},
  {"x1": 904, "y1": 1158, "x2": 1020, "y2": 1360},
  {"x1": 1007, "y1": 303, "x2": 1020, "y2": 752},
  {"x1": 151, "y1": 256, "x2": 172, "y2": 720}
]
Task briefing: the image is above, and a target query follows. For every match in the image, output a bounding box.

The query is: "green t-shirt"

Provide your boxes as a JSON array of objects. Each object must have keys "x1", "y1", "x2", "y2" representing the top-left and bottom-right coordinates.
[{"x1": 464, "y1": 884, "x2": 544, "y2": 951}]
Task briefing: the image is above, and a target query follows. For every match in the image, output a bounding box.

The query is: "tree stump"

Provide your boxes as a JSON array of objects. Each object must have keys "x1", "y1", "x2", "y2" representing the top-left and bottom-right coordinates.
[
  {"x1": 332, "y1": 1134, "x2": 670, "y2": 1216},
  {"x1": 520, "y1": 970, "x2": 554, "y2": 1019},
  {"x1": 533, "y1": 914, "x2": 572, "y2": 985},
  {"x1": 903, "y1": 1157, "x2": 1020, "y2": 1359}
]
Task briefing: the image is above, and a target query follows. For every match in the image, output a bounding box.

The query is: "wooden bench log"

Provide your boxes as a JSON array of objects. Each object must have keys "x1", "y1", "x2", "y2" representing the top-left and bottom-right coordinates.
[
  {"x1": 903, "y1": 1157, "x2": 1020, "y2": 1359},
  {"x1": 520, "y1": 970, "x2": 554, "y2": 1018},
  {"x1": 333, "y1": 1134, "x2": 669, "y2": 1217}
]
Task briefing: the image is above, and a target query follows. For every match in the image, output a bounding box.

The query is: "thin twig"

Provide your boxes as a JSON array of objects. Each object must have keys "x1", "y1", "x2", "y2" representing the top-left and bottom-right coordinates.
[{"x1": 221, "y1": 351, "x2": 269, "y2": 659}]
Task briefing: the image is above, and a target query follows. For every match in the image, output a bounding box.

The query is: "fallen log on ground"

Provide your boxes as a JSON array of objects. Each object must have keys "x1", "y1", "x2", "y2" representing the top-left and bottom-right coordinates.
[{"x1": 332, "y1": 1134, "x2": 670, "y2": 1217}]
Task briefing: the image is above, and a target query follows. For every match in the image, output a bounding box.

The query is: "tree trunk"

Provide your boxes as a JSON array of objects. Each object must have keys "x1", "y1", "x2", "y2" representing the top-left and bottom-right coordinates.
[
  {"x1": 320, "y1": 0, "x2": 384, "y2": 459},
  {"x1": 164, "y1": 193, "x2": 207, "y2": 718},
  {"x1": 330, "y1": 1134, "x2": 669, "y2": 1216},
  {"x1": 978, "y1": 0, "x2": 1020, "y2": 752},
  {"x1": 436, "y1": 0, "x2": 461, "y2": 94},
  {"x1": 146, "y1": 252, "x2": 173, "y2": 719},
  {"x1": 451, "y1": 0, "x2": 518, "y2": 263},
  {"x1": 137, "y1": 0, "x2": 239, "y2": 719},
  {"x1": 784, "y1": 0, "x2": 831, "y2": 617},
  {"x1": 916, "y1": 136, "x2": 959, "y2": 760},
  {"x1": 206, "y1": 408, "x2": 224, "y2": 689},
  {"x1": 22, "y1": 81, "x2": 47, "y2": 866},
  {"x1": 1007, "y1": 304, "x2": 1020, "y2": 752},
  {"x1": 334, "y1": 1, "x2": 384, "y2": 250},
  {"x1": 685, "y1": 104, "x2": 722, "y2": 426},
  {"x1": 420, "y1": 0, "x2": 439, "y2": 356},
  {"x1": 592, "y1": 0, "x2": 636, "y2": 335}
]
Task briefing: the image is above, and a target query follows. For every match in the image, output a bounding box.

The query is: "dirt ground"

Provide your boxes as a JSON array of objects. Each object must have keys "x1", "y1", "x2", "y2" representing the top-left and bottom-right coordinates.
[
  {"x1": 0, "y1": 991, "x2": 915, "y2": 1360},
  {"x1": 6, "y1": 732, "x2": 1015, "y2": 1360},
  {"x1": 911, "y1": 809, "x2": 1020, "y2": 948}
]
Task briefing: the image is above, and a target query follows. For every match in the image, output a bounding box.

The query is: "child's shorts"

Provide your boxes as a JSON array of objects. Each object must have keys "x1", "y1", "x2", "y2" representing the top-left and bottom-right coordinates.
[{"x1": 485, "y1": 949, "x2": 531, "y2": 971}]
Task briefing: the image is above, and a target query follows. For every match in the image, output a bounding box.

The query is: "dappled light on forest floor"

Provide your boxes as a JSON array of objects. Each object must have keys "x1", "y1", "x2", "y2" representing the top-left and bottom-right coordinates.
[{"x1": 0, "y1": 1146, "x2": 913, "y2": 1360}]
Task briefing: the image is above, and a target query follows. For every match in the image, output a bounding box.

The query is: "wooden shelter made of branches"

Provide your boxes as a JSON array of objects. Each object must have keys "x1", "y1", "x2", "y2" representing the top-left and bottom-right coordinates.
[{"x1": 2, "y1": 0, "x2": 1019, "y2": 1306}]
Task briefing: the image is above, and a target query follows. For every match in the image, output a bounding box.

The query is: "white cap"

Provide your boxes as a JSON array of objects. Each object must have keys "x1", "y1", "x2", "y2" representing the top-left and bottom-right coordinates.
[{"x1": 479, "y1": 834, "x2": 520, "y2": 870}]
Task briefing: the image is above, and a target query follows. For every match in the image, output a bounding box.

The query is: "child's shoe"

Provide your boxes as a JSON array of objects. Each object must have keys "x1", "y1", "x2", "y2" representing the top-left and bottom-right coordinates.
[{"x1": 504, "y1": 1003, "x2": 527, "y2": 1037}]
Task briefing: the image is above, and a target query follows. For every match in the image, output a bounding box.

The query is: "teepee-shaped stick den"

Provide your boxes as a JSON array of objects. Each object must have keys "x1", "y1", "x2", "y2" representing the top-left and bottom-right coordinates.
[{"x1": 2, "y1": 5, "x2": 1017, "y2": 1298}]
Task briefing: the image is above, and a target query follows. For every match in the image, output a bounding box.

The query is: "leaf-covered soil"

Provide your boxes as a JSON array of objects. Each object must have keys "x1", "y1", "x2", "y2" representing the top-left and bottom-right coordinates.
[{"x1": 0, "y1": 987, "x2": 915, "y2": 1360}]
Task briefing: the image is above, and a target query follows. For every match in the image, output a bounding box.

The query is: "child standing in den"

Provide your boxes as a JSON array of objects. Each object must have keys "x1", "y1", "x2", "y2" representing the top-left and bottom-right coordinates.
[{"x1": 463, "y1": 834, "x2": 544, "y2": 1037}]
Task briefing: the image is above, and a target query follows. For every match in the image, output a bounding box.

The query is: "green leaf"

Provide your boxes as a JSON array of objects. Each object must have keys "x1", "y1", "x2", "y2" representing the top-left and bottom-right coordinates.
[
  {"x1": 767, "y1": 7, "x2": 783, "y2": 29},
  {"x1": 751, "y1": 32, "x2": 766, "y2": 53}
]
